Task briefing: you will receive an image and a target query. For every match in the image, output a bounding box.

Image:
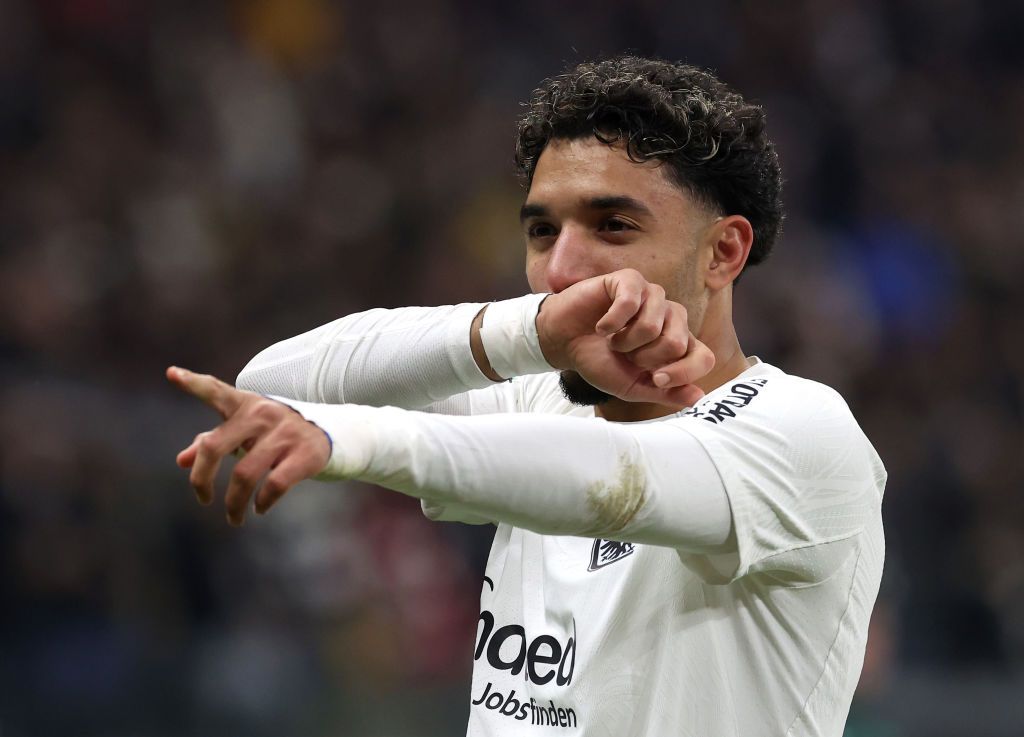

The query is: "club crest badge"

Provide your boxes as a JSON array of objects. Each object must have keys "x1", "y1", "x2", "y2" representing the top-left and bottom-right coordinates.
[{"x1": 588, "y1": 539, "x2": 635, "y2": 571}]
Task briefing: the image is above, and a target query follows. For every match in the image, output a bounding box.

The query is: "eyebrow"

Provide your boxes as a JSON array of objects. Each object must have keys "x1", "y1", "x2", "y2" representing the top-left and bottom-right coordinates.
[{"x1": 519, "y1": 195, "x2": 655, "y2": 223}]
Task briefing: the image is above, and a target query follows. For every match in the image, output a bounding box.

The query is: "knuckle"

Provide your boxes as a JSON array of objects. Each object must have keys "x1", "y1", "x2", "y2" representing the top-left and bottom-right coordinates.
[
  {"x1": 244, "y1": 400, "x2": 284, "y2": 431},
  {"x1": 196, "y1": 433, "x2": 219, "y2": 453},
  {"x1": 263, "y1": 477, "x2": 287, "y2": 498},
  {"x1": 666, "y1": 337, "x2": 687, "y2": 356},
  {"x1": 252, "y1": 399, "x2": 281, "y2": 421},
  {"x1": 639, "y1": 322, "x2": 660, "y2": 342},
  {"x1": 619, "y1": 291, "x2": 642, "y2": 310},
  {"x1": 278, "y1": 422, "x2": 306, "y2": 446},
  {"x1": 232, "y1": 465, "x2": 258, "y2": 486},
  {"x1": 659, "y1": 341, "x2": 684, "y2": 360}
]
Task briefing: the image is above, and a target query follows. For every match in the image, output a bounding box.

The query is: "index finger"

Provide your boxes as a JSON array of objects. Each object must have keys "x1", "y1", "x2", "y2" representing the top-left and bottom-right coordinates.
[
  {"x1": 595, "y1": 272, "x2": 646, "y2": 336},
  {"x1": 166, "y1": 366, "x2": 243, "y2": 418}
]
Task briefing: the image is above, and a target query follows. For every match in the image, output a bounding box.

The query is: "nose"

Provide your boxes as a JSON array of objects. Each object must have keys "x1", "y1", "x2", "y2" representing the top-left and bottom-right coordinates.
[{"x1": 541, "y1": 226, "x2": 595, "y2": 294}]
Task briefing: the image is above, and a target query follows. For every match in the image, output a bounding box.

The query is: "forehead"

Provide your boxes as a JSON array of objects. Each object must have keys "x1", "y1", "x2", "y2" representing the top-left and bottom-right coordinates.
[{"x1": 526, "y1": 137, "x2": 692, "y2": 214}]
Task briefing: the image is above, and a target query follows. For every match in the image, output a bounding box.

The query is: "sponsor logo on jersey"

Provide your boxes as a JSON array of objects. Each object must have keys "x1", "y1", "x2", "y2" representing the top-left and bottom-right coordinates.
[
  {"x1": 472, "y1": 608, "x2": 580, "y2": 728},
  {"x1": 475, "y1": 611, "x2": 576, "y2": 686},
  {"x1": 472, "y1": 682, "x2": 577, "y2": 728},
  {"x1": 681, "y1": 377, "x2": 769, "y2": 424},
  {"x1": 588, "y1": 539, "x2": 634, "y2": 571}
]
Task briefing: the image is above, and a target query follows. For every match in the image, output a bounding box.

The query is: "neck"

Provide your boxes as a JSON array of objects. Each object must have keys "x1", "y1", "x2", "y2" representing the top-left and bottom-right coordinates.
[{"x1": 596, "y1": 299, "x2": 749, "y2": 423}]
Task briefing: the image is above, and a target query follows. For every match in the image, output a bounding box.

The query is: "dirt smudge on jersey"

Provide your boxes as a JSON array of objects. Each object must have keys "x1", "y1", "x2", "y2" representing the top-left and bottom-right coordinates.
[{"x1": 585, "y1": 454, "x2": 647, "y2": 534}]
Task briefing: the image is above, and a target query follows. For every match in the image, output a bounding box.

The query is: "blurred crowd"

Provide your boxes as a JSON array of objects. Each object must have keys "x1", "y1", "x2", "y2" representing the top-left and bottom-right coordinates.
[{"x1": 1, "y1": 0, "x2": 1022, "y2": 735}]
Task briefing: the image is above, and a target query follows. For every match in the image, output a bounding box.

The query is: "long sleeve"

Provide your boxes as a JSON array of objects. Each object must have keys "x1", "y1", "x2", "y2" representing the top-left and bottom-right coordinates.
[
  {"x1": 236, "y1": 295, "x2": 551, "y2": 416},
  {"x1": 276, "y1": 400, "x2": 735, "y2": 553},
  {"x1": 275, "y1": 362, "x2": 885, "y2": 580},
  {"x1": 235, "y1": 302, "x2": 493, "y2": 411}
]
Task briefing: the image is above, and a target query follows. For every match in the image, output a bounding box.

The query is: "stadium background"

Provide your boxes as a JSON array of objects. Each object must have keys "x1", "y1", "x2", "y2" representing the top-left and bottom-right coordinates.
[{"x1": 1, "y1": 1, "x2": 1022, "y2": 735}]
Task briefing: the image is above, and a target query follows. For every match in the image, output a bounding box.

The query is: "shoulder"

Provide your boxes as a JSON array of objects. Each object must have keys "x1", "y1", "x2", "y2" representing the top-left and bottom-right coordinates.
[
  {"x1": 670, "y1": 363, "x2": 886, "y2": 583},
  {"x1": 670, "y1": 362, "x2": 885, "y2": 490},
  {"x1": 676, "y1": 363, "x2": 856, "y2": 434}
]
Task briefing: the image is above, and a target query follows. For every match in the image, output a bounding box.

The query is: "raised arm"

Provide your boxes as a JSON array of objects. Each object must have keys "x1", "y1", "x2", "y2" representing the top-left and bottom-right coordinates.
[
  {"x1": 234, "y1": 301, "x2": 515, "y2": 413},
  {"x1": 236, "y1": 269, "x2": 714, "y2": 414}
]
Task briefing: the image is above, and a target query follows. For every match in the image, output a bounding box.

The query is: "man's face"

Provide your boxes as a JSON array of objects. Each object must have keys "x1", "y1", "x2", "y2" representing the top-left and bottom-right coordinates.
[
  {"x1": 523, "y1": 137, "x2": 714, "y2": 316},
  {"x1": 521, "y1": 137, "x2": 716, "y2": 405}
]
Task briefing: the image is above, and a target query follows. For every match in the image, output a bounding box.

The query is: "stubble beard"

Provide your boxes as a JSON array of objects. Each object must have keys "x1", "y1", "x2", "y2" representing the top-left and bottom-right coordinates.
[{"x1": 559, "y1": 370, "x2": 613, "y2": 407}]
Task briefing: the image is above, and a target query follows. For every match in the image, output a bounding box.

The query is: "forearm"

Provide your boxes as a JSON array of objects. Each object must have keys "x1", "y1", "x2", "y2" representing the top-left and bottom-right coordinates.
[
  {"x1": 284, "y1": 401, "x2": 733, "y2": 551},
  {"x1": 236, "y1": 295, "x2": 550, "y2": 409}
]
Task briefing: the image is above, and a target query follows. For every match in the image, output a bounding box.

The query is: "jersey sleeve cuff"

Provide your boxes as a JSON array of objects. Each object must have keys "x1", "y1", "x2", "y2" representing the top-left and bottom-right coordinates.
[
  {"x1": 479, "y1": 293, "x2": 553, "y2": 380},
  {"x1": 444, "y1": 302, "x2": 496, "y2": 387},
  {"x1": 267, "y1": 395, "x2": 380, "y2": 480}
]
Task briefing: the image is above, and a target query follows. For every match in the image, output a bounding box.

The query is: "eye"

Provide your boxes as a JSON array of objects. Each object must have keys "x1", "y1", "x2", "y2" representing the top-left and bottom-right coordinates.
[
  {"x1": 527, "y1": 222, "x2": 558, "y2": 239},
  {"x1": 600, "y1": 217, "x2": 635, "y2": 233}
]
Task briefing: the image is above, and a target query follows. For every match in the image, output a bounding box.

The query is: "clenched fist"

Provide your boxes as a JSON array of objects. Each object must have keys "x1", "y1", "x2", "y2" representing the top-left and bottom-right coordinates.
[
  {"x1": 168, "y1": 367, "x2": 330, "y2": 525},
  {"x1": 536, "y1": 269, "x2": 714, "y2": 407}
]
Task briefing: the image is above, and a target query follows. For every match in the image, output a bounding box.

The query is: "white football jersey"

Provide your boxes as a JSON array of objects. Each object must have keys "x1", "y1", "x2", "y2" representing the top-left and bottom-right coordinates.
[
  {"x1": 238, "y1": 302, "x2": 886, "y2": 737},
  {"x1": 463, "y1": 362, "x2": 886, "y2": 737}
]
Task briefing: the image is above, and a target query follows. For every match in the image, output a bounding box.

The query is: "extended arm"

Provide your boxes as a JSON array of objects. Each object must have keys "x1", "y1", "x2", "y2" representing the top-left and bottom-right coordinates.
[
  {"x1": 169, "y1": 367, "x2": 731, "y2": 549},
  {"x1": 285, "y1": 400, "x2": 733, "y2": 551},
  {"x1": 171, "y1": 361, "x2": 881, "y2": 583}
]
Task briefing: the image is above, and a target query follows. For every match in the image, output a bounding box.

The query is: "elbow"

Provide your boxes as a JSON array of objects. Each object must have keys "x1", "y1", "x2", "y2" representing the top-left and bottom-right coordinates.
[
  {"x1": 235, "y1": 343, "x2": 284, "y2": 394},
  {"x1": 234, "y1": 341, "x2": 314, "y2": 400},
  {"x1": 235, "y1": 358, "x2": 260, "y2": 393}
]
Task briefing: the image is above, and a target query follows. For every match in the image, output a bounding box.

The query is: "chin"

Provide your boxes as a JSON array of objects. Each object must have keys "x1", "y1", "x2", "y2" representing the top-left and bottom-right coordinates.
[{"x1": 559, "y1": 370, "x2": 613, "y2": 407}]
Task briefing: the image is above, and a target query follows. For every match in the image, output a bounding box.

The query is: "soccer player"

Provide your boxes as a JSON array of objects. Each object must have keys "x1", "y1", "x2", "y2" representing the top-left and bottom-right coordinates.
[{"x1": 170, "y1": 57, "x2": 885, "y2": 736}]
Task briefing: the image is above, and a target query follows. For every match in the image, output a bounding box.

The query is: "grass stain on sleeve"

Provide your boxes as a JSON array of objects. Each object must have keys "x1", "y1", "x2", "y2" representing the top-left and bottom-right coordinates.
[{"x1": 585, "y1": 453, "x2": 648, "y2": 534}]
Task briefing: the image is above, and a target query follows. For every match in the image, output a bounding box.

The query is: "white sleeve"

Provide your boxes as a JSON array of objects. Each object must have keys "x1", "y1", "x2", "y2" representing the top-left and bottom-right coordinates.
[
  {"x1": 274, "y1": 370, "x2": 885, "y2": 577},
  {"x1": 235, "y1": 295, "x2": 551, "y2": 415},
  {"x1": 273, "y1": 399, "x2": 735, "y2": 552},
  {"x1": 673, "y1": 373, "x2": 887, "y2": 584}
]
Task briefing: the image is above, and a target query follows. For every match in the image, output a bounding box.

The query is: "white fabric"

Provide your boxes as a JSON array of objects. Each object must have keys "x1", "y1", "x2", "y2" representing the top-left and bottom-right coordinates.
[
  {"x1": 273, "y1": 394, "x2": 733, "y2": 550},
  {"x1": 453, "y1": 365, "x2": 885, "y2": 737},
  {"x1": 479, "y1": 293, "x2": 553, "y2": 380},
  {"x1": 240, "y1": 302, "x2": 886, "y2": 737},
  {"x1": 236, "y1": 301, "x2": 501, "y2": 411}
]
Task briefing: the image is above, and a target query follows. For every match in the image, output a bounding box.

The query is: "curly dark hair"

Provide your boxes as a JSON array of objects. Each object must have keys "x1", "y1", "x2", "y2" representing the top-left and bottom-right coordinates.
[{"x1": 515, "y1": 56, "x2": 784, "y2": 273}]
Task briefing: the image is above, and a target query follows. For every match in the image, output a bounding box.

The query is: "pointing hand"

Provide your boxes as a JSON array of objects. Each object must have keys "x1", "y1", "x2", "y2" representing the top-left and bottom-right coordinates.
[{"x1": 167, "y1": 367, "x2": 330, "y2": 525}]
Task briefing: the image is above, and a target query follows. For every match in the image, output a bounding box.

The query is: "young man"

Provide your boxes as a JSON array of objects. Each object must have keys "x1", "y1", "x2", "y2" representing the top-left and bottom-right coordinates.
[{"x1": 169, "y1": 57, "x2": 886, "y2": 736}]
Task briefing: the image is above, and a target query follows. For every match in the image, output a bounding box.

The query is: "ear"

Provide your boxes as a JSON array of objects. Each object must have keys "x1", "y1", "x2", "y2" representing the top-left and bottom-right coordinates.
[{"x1": 705, "y1": 215, "x2": 754, "y2": 290}]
